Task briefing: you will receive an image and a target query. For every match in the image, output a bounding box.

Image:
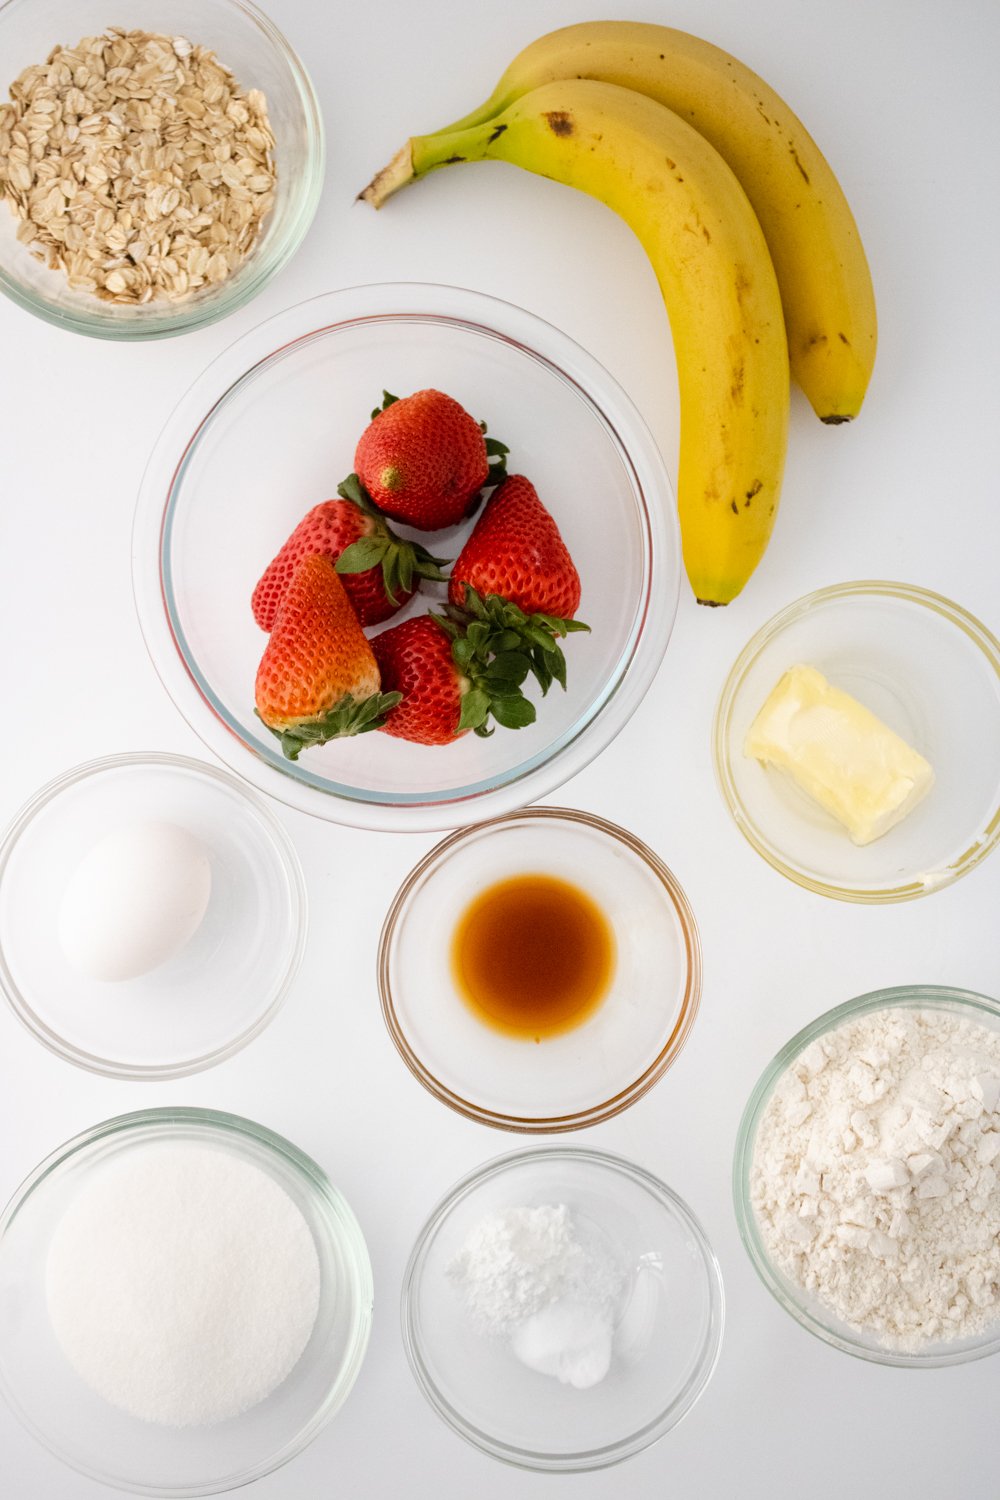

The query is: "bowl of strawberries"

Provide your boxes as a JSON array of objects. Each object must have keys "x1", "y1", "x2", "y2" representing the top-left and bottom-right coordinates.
[{"x1": 133, "y1": 284, "x2": 679, "y2": 832}]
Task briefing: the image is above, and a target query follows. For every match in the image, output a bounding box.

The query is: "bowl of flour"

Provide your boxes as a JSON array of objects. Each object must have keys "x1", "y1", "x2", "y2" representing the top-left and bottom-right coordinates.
[
  {"x1": 735, "y1": 985, "x2": 1000, "y2": 1366},
  {"x1": 0, "y1": 1108, "x2": 373, "y2": 1493}
]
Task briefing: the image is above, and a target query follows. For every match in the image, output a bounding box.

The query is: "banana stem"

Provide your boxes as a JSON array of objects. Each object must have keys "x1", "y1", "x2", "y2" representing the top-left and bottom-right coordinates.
[{"x1": 360, "y1": 123, "x2": 494, "y2": 208}]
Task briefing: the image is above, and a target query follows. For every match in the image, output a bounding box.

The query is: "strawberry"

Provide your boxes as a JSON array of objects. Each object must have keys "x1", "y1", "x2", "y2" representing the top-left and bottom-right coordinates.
[
  {"x1": 255, "y1": 554, "x2": 401, "y2": 760},
  {"x1": 449, "y1": 474, "x2": 581, "y2": 619},
  {"x1": 252, "y1": 476, "x2": 447, "y2": 630},
  {"x1": 372, "y1": 612, "x2": 540, "y2": 745},
  {"x1": 354, "y1": 389, "x2": 508, "y2": 531}
]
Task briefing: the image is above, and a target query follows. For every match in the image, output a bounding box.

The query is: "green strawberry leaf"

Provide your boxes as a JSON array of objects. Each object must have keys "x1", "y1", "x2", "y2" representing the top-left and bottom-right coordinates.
[
  {"x1": 457, "y1": 687, "x2": 491, "y2": 732},
  {"x1": 335, "y1": 475, "x2": 450, "y2": 607},
  {"x1": 489, "y1": 651, "x2": 531, "y2": 683},
  {"x1": 371, "y1": 390, "x2": 400, "y2": 420},
  {"x1": 336, "y1": 536, "x2": 390, "y2": 574},
  {"x1": 258, "y1": 691, "x2": 403, "y2": 761},
  {"x1": 490, "y1": 694, "x2": 536, "y2": 730}
]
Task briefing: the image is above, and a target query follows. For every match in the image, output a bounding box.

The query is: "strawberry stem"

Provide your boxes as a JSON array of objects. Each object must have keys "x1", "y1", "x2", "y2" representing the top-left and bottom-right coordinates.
[
  {"x1": 334, "y1": 474, "x2": 449, "y2": 605},
  {"x1": 258, "y1": 691, "x2": 403, "y2": 760},
  {"x1": 441, "y1": 584, "x2": 589, "y2": 700}
]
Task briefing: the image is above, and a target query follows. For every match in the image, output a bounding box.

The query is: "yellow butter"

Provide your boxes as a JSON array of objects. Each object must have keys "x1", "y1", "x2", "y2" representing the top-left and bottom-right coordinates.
[{"x1": 744, "y1": 664, "x2": 934, "y2": 846}]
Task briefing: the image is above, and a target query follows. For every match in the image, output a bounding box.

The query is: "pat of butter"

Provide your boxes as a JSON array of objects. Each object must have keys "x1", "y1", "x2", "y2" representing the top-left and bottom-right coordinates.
[{"x1": 744, "y1": 664, "x2": 934, "y2": 846}]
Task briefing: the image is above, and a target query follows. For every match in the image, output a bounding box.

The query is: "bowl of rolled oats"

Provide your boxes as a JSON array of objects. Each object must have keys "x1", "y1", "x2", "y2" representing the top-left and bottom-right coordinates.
[{"x1": 0, "y1": 0, "x2": 323, "y2": 337}]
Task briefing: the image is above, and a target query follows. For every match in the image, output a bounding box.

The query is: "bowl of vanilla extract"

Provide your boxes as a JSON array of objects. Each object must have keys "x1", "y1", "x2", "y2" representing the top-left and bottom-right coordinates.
[{"x1": 377, "y1": 807, "x2": 702, "y2": 1132}]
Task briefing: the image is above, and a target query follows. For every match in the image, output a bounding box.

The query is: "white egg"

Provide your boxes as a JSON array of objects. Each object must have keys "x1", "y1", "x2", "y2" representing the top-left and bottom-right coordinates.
[{"x1": 57, "y1": 821, "x2": 213, "y2": 983}]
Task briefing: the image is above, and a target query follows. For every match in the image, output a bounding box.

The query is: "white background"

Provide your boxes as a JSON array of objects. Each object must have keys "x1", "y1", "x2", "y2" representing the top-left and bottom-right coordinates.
[{"x1": 2, "y1": 0, "x2": 999, "y2": 1495}]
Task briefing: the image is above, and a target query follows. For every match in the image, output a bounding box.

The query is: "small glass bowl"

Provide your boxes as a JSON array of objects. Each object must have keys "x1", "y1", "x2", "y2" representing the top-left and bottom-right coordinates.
[
  {"x1": 713, "y1": 581, "x2": 1000, "y2": 902},
  {"x1": 733, "y1": 984, "x2": 1000, "y2": 1367},
  {"x1": 132, "y1": 283, "x2": 679, "y2": 832},
  {"x1": 402, "y1": 1147, "x2": 724, "y2": 1472},
  {"x1": 0, "y1": 0, "x2": 323, "y2": 339},
  {"x1": 0, "y1": 1107, "x2": 373, "y2": 1494},
  {"x1": 378, "y1": 808, "x2": 701, "y2": 1132},
  {"x1": 0, "y1": 752, "x2": 306, "y2": 1079}
]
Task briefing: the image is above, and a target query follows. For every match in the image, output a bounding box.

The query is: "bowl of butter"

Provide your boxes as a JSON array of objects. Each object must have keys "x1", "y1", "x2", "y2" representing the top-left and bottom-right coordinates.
[{"x1": 713, "y1": 581, "x2": 1000, "y2": 902}]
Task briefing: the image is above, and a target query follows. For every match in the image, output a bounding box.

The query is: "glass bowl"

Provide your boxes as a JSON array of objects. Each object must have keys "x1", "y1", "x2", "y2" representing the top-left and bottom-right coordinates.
[
  {"x1": 734, "y1": 984, "x2": 1000, "y2": 1367},
  {"x1": 132, "y1": 283, "x2": 679, "y2": 832},
  {"x1": 0, "y1": 1107, "x2": 373, "y2": 1494},
  {"x1": 713, "y1": 581, "x2": 1000, "y2": 902},
  {"x1": 402, "y1": 1146, "x2": 724, "y2": 1472},
  {"x1": 0, "y1": 0, "x2": 323, "y2": 339},
  {"x1": 0, "y1": 752, "x2": 306, "y2": 1079},
  {"x1": 378, "y1": 808, "x2": 701, "y2": 1132}
]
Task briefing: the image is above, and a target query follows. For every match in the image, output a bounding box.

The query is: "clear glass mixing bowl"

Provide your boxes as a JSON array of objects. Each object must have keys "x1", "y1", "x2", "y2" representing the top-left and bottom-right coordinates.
[
  {"x1": 132, "y1": 283, "x2": 680, "y2": 831},
  {"x1": 0, "y1": 1108, "x2": 373, "y2": 1493},
  {"x1": 0, "y1": 0, "x2": 323, "y2": 338}
]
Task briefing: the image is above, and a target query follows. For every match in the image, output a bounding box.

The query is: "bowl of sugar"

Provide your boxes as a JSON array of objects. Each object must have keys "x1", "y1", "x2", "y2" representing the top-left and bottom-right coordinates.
[{"x1": 0, "y1": 1108, "x2": 373, "y2": 1494}]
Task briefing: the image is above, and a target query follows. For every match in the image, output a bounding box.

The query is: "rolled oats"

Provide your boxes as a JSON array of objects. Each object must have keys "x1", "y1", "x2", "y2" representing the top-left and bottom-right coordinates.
[{"x1": 0, "y1": 28, "x2": 277, "y2": 305}]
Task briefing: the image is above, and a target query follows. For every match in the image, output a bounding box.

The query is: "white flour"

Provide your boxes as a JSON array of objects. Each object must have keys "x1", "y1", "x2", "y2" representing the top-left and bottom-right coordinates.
[
  {"x1": 447, "y1": 1204, "x2": 624, "y2": 1387},
  {"x1": 47, "y1": 1142, "x2": 321, "y2": 1426},
  {"x1": 752, "y1": 1007, "x2": 1000, "y2": 1348}
]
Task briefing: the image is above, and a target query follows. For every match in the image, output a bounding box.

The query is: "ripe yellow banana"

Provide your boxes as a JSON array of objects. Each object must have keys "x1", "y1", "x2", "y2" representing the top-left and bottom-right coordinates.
[
  {"x1": 362, "y1": 80, "x2": 789, "y2": 605},
  {"x1": 411, "y1": 21, "x2": 876, "y2": 423}
]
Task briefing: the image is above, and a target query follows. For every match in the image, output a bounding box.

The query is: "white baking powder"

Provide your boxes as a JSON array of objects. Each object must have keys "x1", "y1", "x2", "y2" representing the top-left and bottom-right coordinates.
[
  {"x1": 752, "y1": 1007, "x2": 1000, "y2": 1347},
  {"x1": 46, "y1": 1141, "x2": 321, "y2": 1426},
  {"x1": 447, "y1": 1203, "x2": 624, "y2": 1388}
]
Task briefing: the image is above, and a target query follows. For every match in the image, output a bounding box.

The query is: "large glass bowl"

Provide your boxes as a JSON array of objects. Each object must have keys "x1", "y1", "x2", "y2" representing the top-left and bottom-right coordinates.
[
  {"x1": 0, "y1": 0, "x2": 323, "y2": 339},
  {"x1": 713, "y1": 581, "x2": 1000, "y2": 901},
  {"x1": 0, "y1": 1108, "x2": 373, "y2": 1494},
  {"x1": 402, "y1": 1147, "x2": 724, "y2": 1471},
  {"x1": 378, "y1": 807, "x2": 701, "y2": 1132},
  {"x1": 132, "y1": 283, "x2": 679, "y2": 832},
  {"x1": 734, "y1": 984, "x2": 1000, "y2": 1367}
]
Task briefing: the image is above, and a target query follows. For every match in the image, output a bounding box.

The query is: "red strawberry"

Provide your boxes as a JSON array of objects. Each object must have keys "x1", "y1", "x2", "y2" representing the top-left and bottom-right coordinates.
[
  {"x1": 372, "y1": 616, "x2": 469, "y2": 745},
  {"x1": 372, "y1": 612, "x2": 540, "y2": 745},
  {"x1": 252, "y1": 477, "x2": 447, "y2": 630},
  {"x1": 255, "y1": 554, "x2": 400, "y2": 760},
  {"x1": 449, "y1": 474, "x2": 581, "y2": 618},
  {"x1": 354, "y1": 389, "x2": 506, "y2": 531}
]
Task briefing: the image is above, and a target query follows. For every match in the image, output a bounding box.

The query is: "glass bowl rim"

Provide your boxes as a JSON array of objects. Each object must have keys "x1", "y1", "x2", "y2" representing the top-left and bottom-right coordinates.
[
  {"x1": 712, "y1": 579, "x2": 1000, "y2": 904},
  {"x1": 732, "y1": 983, "x2": 1000, "y2": 1368},
  {"x1": 400, "y1": 1143, "x2": 725, "y2": 1472},
  {"x1": 131, "y1": 281, "x2": 679, "y2": 833},
  {"x1": 0, "y1": 1105, "x2": 374, "y2": 1496},
  {"x1": 378, "y1": 806, "x2": 702, "y2": 1133},
  {"x1": 0, "y1": 750, "x2": 308, "y2": 1079},
  {"x1": 0, "y1": 0, "x2": 325, "y2": 341}
]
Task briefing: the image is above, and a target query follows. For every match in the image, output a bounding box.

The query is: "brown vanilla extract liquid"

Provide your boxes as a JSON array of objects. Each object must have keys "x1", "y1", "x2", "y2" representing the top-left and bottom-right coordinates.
[{"x1": 451, "y1": 873, "x2": 615, "y2": 1042}]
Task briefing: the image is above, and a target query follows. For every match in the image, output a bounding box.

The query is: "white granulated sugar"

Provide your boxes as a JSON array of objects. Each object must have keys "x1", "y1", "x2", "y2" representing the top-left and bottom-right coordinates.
[
  {"x1": 46, "y1": 1142, "x2": 321, "y2": 1426},
  {"x1": 752, "y1": 1007, "x2": 1000, "y2": 1348}
]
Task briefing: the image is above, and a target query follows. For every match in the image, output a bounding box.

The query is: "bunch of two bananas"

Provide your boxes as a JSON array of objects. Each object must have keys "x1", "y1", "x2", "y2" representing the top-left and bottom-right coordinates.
[{"x1": 362, "y1": 22, "x2": 877, "y2": 606}]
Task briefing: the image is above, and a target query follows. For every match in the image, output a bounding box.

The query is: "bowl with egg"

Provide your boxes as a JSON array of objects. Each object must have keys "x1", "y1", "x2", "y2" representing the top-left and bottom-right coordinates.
[{"x1": 0, "y1": 752, "x2": 306, "y2": 1078}]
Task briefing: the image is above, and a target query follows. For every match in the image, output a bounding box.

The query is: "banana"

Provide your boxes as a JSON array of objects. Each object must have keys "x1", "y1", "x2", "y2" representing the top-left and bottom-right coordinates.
[
  {"x1": 383, "y1": 21, "x2": 876, "y2": 424},
  {"x1": 362, "y1": 80, "x2": 789, "y2": 606}
]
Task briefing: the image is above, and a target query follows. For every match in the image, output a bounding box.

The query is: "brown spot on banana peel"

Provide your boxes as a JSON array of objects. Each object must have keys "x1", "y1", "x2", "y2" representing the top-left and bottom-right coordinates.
[
  {"x1": 486, "y1": 124, "x2": 507, "y2": 146},
  {"x1": 544, "y1": 111, "x2": 574, "y2": 136},
  {"x1": 789, "y1": 145, "x2": 810, "y2": 184}
]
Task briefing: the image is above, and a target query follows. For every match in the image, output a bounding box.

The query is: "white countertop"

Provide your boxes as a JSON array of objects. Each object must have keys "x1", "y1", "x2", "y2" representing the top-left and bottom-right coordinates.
[{"x1": 2, "y1": 0, "x2": 999, "y2": 1495}]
